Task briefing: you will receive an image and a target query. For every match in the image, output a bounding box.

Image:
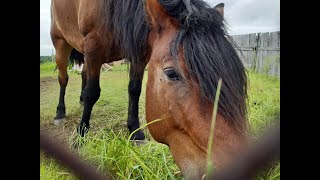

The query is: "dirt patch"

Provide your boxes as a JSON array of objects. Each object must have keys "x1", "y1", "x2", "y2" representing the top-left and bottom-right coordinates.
[
  {"x1": 41, "y1": 117, "x2": 81, "y2": 148},
  {"x1": 40, "y1": 76, "x2": 57, "y2": 91},
  {"x1": 40, "y1": 76, "x2": 84, "y2": 148},
  {"x1": 40, "y1": 76, "x2": 57, "y2": 84}
]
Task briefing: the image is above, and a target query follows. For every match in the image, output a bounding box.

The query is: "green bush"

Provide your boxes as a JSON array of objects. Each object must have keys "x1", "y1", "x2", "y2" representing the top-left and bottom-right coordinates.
[{"x1": 40, "y1": 56, "x2": 54, "y2": 64}]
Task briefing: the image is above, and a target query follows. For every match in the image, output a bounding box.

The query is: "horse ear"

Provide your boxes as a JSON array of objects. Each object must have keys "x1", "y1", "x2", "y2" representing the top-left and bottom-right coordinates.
[
  {"x1": 145, "y1": 0, "x2": 174, "y2": 34},
  {"x1": 214, "y1": 3, "x2": 224, "y2": 17}
]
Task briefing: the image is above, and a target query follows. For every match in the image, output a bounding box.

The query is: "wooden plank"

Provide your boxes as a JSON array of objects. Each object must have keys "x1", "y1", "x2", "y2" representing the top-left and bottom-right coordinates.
[
  {"x1": 255, "y1": 47, "x2": 280, "y2": 51},
  {"x1": 270, "y1": 31, "x2": 280, "y2": 47},
  {"x1": 248, "y1": 33, "x2": 257, "y2": 69},
  {"x1": 261, "y1": 32, "x2": 270, "y2": 47},
  {"x1": 239, "y1": 34, "x2": 247, "y2": 66},
  {"x1": 268, "y1": 31, "x2": 280, "y2": 77},
  {"x1": 262, "y1": 33, "x2": 269, "y2": 73},
  {"x1": 232, "y1": 35, "x2": 245, "y2": 65},
  {"x1": 243, "y1": 34, "x2": 250, "y2": 67},
  {"x1": 255, "y1": 33, "x2": 262, "y2": 72},
  {"x1": 235, "y1": 47, "x2": 279, "y2": 51}
]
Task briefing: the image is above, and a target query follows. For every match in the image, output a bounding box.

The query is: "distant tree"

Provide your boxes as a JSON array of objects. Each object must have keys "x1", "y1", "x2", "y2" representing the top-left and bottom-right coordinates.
[{"x1": 40, "y1": 56, "x2": 52, "y2": 63}]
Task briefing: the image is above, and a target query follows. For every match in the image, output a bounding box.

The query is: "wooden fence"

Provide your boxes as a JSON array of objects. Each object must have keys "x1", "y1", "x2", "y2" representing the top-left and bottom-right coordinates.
[{"x1": 229, "y1": 31, "x2": 280, "y2": 77}]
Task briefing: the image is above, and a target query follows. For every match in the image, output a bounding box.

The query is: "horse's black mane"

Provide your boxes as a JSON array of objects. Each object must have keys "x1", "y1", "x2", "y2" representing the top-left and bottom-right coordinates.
[
  {"x1": 105, "y1": 0, "x2": 150, "y2": 66},
  {"x1": 106, "y1": 0, "x2": 247, "y2": 131}
]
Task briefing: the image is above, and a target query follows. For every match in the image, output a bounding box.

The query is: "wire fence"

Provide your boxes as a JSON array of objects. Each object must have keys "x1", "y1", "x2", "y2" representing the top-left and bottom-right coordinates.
[{"x1": 40, "y1": 123, "x2": 279, "y2": 180}]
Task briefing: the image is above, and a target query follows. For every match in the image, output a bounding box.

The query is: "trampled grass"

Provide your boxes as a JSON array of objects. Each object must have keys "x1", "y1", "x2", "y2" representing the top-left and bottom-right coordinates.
[{"x1": 40, "y1": 62, "x2": 280, "y2": 180}]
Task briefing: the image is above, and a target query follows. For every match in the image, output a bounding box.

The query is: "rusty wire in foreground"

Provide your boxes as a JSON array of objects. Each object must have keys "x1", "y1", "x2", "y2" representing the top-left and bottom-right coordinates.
[
  {"x1": 209, "y1": 125, "x2": 280, "y2": 180},
  {"x1": 40, "y1": 125, "x2": 279, "y2": 180},
  {"x1": 40, "y1": 131, "x2": 110, "y2": 180}
]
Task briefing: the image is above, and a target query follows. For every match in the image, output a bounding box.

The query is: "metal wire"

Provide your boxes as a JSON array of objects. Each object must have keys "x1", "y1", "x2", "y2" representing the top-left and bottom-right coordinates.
[
  {"x1": 40, "y1": 125, "x2": 279, "y2": 180},
  {"x1": 40, "y1": 131, "x2": 110, "y2": 180}
]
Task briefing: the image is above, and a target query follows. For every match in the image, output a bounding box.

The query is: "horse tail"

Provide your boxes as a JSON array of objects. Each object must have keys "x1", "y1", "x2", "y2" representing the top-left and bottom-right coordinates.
[
  {"x1": 54, "y1": 48, "x2": 85, "y2": 72},
  {"x1": 68, "y1": 48, "x2": 85, "y2": 68}
]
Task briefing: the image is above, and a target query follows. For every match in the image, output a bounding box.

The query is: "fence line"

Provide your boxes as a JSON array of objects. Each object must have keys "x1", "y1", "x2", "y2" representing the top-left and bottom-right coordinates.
[{"x1": 229, "y1": 31, "x2": 280, "y2": 77}]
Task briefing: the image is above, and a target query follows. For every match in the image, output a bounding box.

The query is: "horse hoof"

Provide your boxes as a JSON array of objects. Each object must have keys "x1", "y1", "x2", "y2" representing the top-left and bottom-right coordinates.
[
  {"x1": 130, "y1": 130, "x2": 145, "y2": 141},
  {"x1": 53, "y1": 118, "x2": 66, "y2": 125},
  {"x1": 131, "y1": 140, "x2": 148, "y2": 146}
]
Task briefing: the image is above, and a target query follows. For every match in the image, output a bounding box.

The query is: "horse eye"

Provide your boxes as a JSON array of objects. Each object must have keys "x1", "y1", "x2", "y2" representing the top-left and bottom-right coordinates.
[{"x1": 164, "y1": 68, "x2": 180, "y2": 81}]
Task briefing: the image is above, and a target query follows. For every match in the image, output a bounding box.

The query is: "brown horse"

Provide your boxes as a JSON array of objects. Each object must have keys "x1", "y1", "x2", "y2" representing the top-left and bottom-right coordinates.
[
  {"x1": 50, "y1": 0, "x2": 248, "y2": 179},
  {"x1": 51, "y1": 0, "x2": 149, "y2": 140}
]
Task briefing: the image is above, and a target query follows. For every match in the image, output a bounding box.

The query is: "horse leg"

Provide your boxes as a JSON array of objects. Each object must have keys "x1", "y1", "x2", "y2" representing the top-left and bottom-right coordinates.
[
  {"x1": 53, "y1": 39, "x2": 73, "y2": 125},
  {"x1": 127, "y1": 62, "x2": 147, "y2": 140},
  {"x1": 80, "y1": 62, "x2": 87, "y2": 105},
  {"x1": 77, "y1": 34, "x2": 103, "y2": 137}
]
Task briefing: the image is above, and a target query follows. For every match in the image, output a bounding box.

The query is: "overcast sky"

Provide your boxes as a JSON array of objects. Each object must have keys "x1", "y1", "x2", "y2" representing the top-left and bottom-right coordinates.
[{"x1": 40, "y1": 0, "x2": 279, "y2": 56}]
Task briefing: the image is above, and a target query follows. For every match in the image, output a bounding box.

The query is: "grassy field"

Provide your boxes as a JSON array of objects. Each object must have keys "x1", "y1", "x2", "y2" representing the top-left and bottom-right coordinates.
[{"x1": 40, "y1": 62, "x2": 280, "y2": 180}]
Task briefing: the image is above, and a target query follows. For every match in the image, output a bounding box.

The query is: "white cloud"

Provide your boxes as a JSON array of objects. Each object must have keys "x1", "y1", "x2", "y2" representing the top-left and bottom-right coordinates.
[{"x1": 40, "y1": 0, "x2": 280, "y2": 55}]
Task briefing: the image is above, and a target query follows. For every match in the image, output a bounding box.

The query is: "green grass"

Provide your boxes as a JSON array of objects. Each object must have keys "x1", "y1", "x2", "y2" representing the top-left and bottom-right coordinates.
[
  {"x1": 40, "y1": 62, "x2": 280, "y2": 180},
  {"x1": 247, "y1": 70, "x2": 280, "y2": 138},
  {"x1": 40, "y1": 62, "x2": 57, "y2": 77}
]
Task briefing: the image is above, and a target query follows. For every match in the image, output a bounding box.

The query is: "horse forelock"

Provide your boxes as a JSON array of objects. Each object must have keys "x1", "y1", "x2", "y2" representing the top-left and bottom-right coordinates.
[{"x1": 161, "y1": 0, "x2": 248, "y2": 130}]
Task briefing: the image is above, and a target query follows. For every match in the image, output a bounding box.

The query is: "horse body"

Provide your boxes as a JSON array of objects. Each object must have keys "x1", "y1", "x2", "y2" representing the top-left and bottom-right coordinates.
[
  {"x1": 51, "y1": 0, "x2": 148, "y2": 139},
  {"x1": 51, "y1": 0, "x2": 124, "y2": 63},
  {"x1": 50, "y1": 0, "x2": 248, "y2": 179}
]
